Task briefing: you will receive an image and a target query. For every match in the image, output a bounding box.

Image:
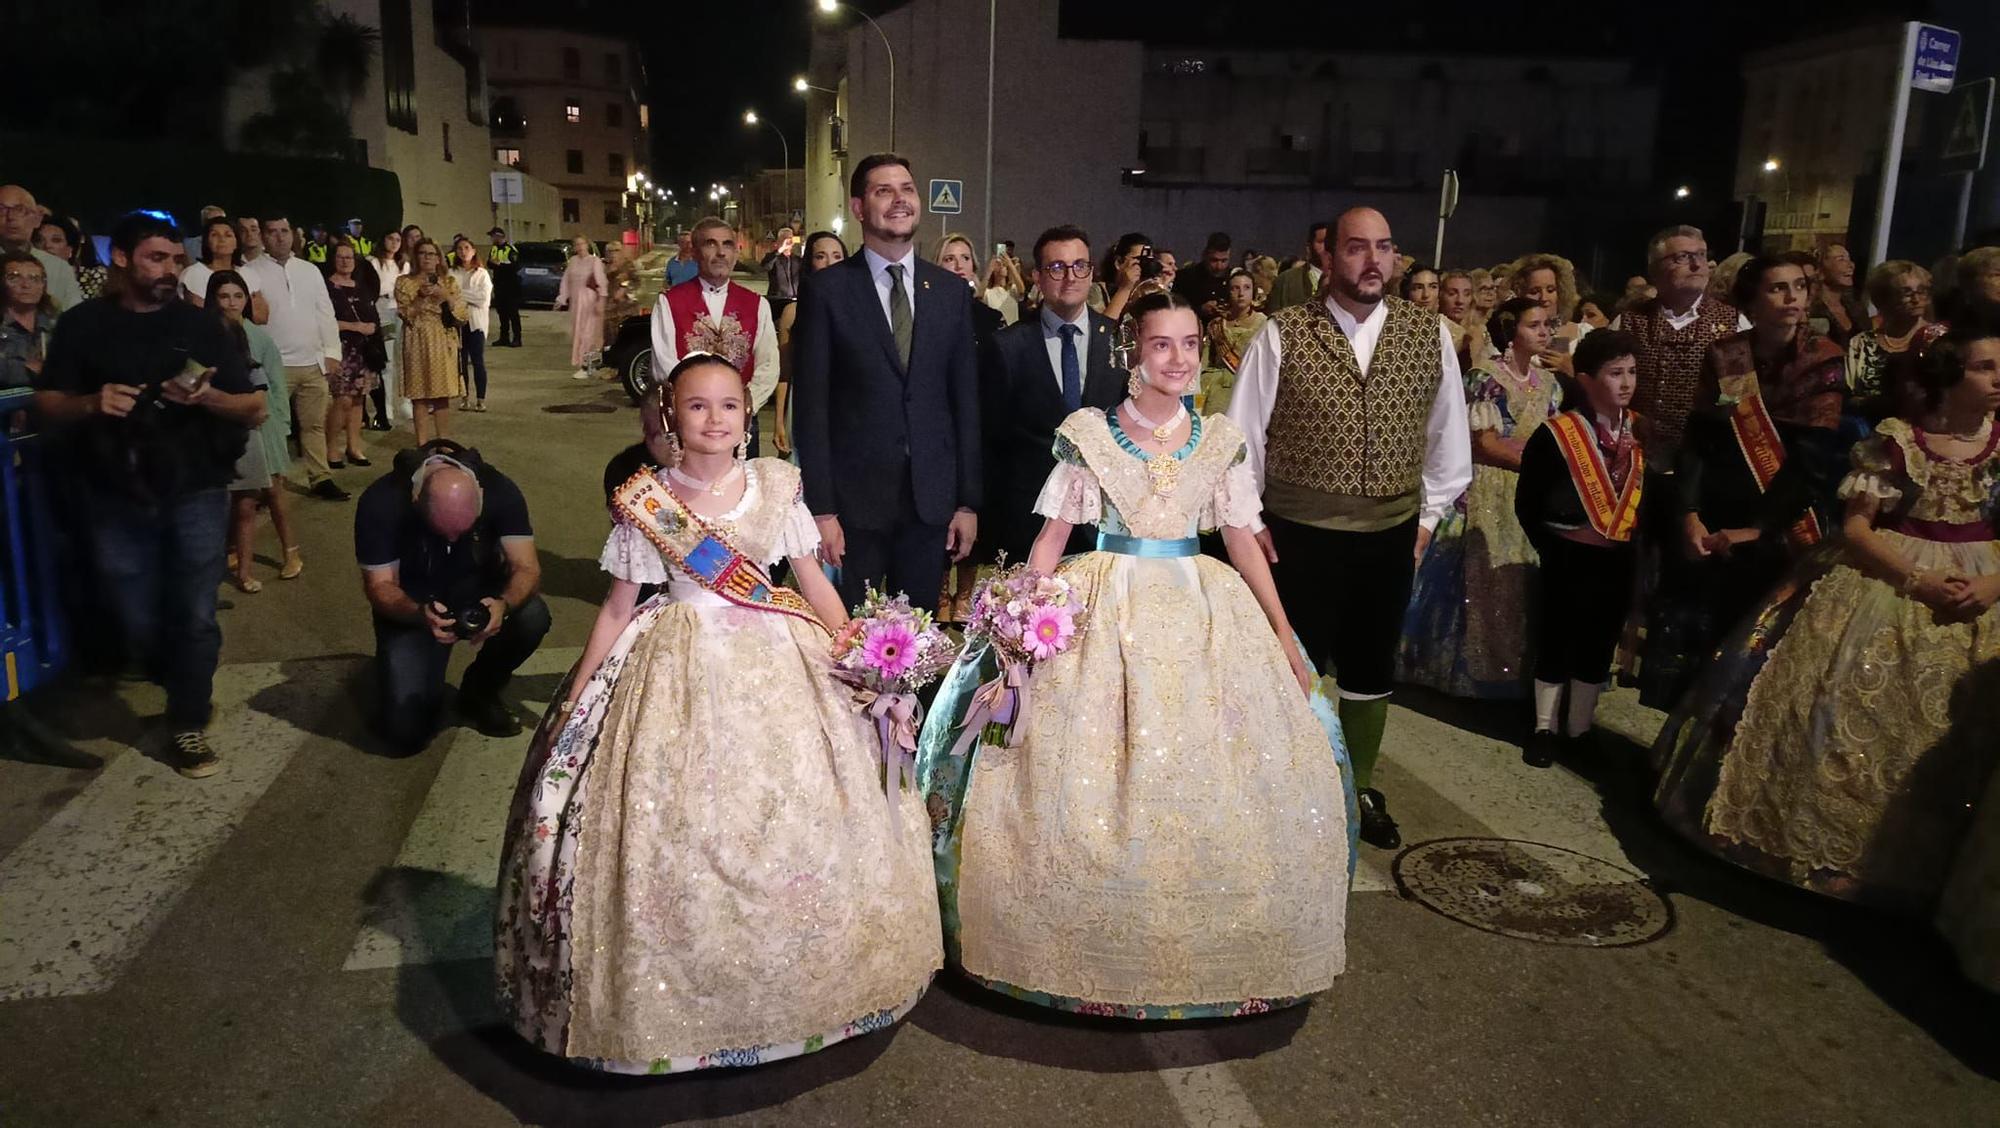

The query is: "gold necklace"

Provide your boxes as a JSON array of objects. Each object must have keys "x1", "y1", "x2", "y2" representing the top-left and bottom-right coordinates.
[
  {"x1": 669, "y1": 462, "x2": 741, "y2": 497},
  {"x1": 1123, "y1": 398, "x2": 1186, "y2": 442}
]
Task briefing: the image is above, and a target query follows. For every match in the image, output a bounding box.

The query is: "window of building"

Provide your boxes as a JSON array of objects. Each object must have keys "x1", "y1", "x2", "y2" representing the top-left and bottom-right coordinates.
[
  {"x1": 638, "y1": 104, "x2": 650, "y2": 129},
  {"x1": 566, "y1": 149, "x2": 584, "y2": 175},
  {"x1": 442, "y1": 121, "x2": 452, "y2": 162},
  {"x1": 562, "y1": 198, "x2": 580, "y2": 224},
  {"x1": 608, "y1": 152, "x2": 624, "y2": 177},
  {"x1": 562, "y1": 46, "x2": 580, "y2": 79},
  {"x1": 603, "y1": 199, "x2": 622, "y2": 226},
  {"x1": 565, "y1": 101, "x2": 581, "y2": 124},
  {"x1": 606, "y1": 52, "x2": 622, "y2": 84},
  {"x1": 495, "y1": 147, "x2": 522, "y2": 167},
  {"x1": 380, "y1": 0, "x2": 417, "y2": 134},
  {"x1": 606, "y1": 102, "x2": 623, "y2": 127}
]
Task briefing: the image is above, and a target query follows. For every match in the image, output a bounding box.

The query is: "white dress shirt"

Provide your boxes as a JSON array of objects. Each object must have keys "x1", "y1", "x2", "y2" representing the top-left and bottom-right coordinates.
[
  {"x1": 1228, "y1": 297, "x2": 1472, "y2": 531},
  {"x1": 648, "y1": 276, "x2": 780, "y2": 411},
  {"x1": 240, "y1": 253, "x2": 339, "y2": 368},
  {"x1": 179, "y1": 261, "x2": 261, "y2": 307},
  {"x1": 862, "y1": 245, "x2": 918, "y2": 329},
  {"x1": 1609, "y1": 294, "x2": 1752, "y2": 333},
  {"x1": 1039, "y1": 304, "x2": 1092, "y2": 393}
]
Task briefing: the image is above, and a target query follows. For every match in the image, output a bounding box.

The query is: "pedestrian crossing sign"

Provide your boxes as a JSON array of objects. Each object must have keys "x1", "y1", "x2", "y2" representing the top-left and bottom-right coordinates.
[{"x1": 928, "y1": 179, "x2": 964, "y2": 214}]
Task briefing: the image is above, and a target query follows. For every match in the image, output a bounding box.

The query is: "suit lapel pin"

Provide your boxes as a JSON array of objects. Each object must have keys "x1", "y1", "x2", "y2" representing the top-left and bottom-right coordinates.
[
  {"x1": 1097, "y1": 324, "x2": 1106, "y2": 334},
  {"x1": 922, "y1": 280, "x2": 931, "y2": 289}
]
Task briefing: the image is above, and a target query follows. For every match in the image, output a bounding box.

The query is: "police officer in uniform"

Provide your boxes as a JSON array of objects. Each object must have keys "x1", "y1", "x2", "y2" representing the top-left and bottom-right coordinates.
[{"x1": 488, "y1": 226, "x2": 522, "y2": 347}]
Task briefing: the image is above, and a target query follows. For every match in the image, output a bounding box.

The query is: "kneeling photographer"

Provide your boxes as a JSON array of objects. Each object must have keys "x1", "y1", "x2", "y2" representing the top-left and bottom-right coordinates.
[{"x1": 354, "y1": 439, "x2": 549, "y2": 752}]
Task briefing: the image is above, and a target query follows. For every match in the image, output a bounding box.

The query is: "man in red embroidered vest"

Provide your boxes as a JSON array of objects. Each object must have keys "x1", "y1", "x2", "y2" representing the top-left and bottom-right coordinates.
[
  {"x1": 650, "y1": 216, "x2": 779, "y2": 449},
  {"x1": 1228, "y1": 206, "x2": 1472, "y2": 850}
]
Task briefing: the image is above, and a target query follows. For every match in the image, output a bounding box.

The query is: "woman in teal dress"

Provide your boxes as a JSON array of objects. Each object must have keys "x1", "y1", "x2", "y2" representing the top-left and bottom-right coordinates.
[
  {"x1": 1398, "y1": 297, "x2": 1559, "y2": 698},
  {"x1": 916, "y1": 290, "x2": 1352, "y2": 1020}
]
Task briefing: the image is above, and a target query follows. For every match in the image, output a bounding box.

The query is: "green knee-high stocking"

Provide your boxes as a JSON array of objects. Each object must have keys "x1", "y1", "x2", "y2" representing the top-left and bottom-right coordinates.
[{"x1": 1338, "y1": 697, "x2": 1390, "y2": 791}]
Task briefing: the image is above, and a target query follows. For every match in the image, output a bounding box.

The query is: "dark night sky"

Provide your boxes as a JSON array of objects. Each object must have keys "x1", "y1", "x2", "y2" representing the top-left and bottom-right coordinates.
[{"x1": 478, "y1": 0, "x2": 1934, "y2": 213}]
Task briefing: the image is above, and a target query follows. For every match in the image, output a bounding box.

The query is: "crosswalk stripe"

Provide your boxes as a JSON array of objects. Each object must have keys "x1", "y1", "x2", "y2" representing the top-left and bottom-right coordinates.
[
  {"x1": 342, "y1": 647, "x2": 576, "y2": 971},
  {"x1": 0, "y1": 661, "x2": 319, "y2": 1001},
  {"x1": 1142, "y1": 1031, "x2": 1266, "y2": 1128}
]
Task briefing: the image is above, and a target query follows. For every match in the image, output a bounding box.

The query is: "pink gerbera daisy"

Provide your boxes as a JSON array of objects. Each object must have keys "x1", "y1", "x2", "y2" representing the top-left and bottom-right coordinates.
[
  {"x1": 861, "y1": 622, "x2": 919, "y2": 680},
  {"x1": 1021, "y1": 604, "x2": 1076, "y2": 661}
]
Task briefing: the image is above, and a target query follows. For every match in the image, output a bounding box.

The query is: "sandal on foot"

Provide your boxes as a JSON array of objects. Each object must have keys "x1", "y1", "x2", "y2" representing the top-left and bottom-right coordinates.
[
  {"x1": 280, "y1": 547, "x2": 304, "y2": 580},
  {"x1": 230, "y1": 575, "x2": 263, "y2": 594}
]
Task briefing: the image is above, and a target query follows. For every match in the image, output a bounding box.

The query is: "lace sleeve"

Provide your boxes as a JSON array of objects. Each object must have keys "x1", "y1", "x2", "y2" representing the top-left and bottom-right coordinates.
[
  {"x1": 1464, "y1": 371, "x2": 1505, "y2": 432},
  {"x1": 1033, "y1": 459, "x2": 1103, "y2": 525},
  {"x1": 1836, "y1": 431, "x2": 1905, "y2": 507},
  {"x1": 1201, "y1": 445, "x2": 1266, "y2": 533},
  {"x1": 773, "y1": 498, "x2": 823, "y2": 562},
  {"x1": 599, "y1": 521, "x2": 671, "y2": 584}
]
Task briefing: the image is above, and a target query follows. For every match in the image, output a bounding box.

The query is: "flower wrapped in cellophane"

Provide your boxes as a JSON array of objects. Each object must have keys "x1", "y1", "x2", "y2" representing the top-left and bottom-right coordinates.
[
  {"x1": 830, "y1": 587, "x2": 960, "y2": 824},
  {"x1": 950, "y1": 562, "x2": 1089, "y2": 755}
]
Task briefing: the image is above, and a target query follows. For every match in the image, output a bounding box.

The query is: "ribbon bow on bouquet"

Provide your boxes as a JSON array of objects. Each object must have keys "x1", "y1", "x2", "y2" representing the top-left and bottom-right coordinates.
[
  {"x1": 827, "y1": 586, "x2": 960, "y2": 828},
  {"x1": 949, "y1": 659, "x2": 1030, "y2": 759}
]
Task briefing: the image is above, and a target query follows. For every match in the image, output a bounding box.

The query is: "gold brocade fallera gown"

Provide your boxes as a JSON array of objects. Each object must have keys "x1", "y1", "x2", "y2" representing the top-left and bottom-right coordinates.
[
  {"x1": 930, "y1": 408, "x2": 1349, "y2": 1018},
  {"x1": 493, "y1": 460, "x2": 941, "y2": 1072}
]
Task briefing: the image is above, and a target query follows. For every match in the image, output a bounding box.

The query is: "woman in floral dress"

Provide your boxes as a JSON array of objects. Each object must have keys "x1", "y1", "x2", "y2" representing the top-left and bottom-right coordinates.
[
  {"x1": 393, "y1": 239, "x2": 466, "y2": 444},
  {"x1": 918, "y1": 290, "x2": 1349, "y2": 1020},
  {"x1": 495, "y1": 354, "x2": 939, "y2": 1072},
  {"x1": 1654, "y1": 322, "x2": 2000, "y2": 911},
  {"x1": 1398, "y1": 297, "x2": 1558, "y2": 699}
]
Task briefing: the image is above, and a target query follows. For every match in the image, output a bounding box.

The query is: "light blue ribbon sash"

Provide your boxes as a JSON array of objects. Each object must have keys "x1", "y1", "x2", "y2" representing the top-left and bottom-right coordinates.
[{"x1": 1096, "y1": 532, "x2": 1199, "y2": 558}]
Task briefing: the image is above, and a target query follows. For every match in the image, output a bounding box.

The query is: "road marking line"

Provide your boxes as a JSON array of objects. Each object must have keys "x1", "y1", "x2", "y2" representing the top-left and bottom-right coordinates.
[
  {"x1": 342, "y1": 648, "x2": 575, "y2": 971},
  {"x1": 0, "y1": 662, "x2": 313, "y2": 1001},
  {"x1": 1141, "y1": 1031, "x2": 1266, "y2": 1128}
]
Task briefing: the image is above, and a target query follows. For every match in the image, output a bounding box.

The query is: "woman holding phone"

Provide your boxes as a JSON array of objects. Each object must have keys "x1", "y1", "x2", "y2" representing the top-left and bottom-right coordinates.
[{"x1": 394, "y1": 239, "x2": 467, "y2": 443}]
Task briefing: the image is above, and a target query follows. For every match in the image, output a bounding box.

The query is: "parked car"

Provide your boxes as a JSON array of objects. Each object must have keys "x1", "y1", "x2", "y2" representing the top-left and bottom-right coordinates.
[
  {"x1": 514, "y1": 241, "x2": 569, "y2": 308},
  {"x1": 603, "y1": 312, "x2": 654, "y2": 405}
]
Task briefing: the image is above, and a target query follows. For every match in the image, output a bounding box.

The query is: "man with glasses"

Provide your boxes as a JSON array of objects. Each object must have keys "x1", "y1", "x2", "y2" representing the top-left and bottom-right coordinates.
[
  {"x1": 791, "y1": 153, "x2": 982, "y2": 611},
  {"x1": 0, "y1": 185, "x2": 83, "y2": 313},
  {"x1": 983, "y1": 225, "x2": 1127, "y2": 565},
  {"x1": 1229, "y1": 206, "x2": 1471, "y2": 850},
  {"x1": 1610, "y1": 224, "x2": 1749, "y2": 462}
]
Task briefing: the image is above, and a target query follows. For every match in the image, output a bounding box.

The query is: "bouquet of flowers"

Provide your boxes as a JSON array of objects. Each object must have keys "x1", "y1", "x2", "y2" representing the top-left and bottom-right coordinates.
[
  {"x1": 950, "y1": 563, "x2": 1089, "y2": 756},
  {"x1": 830, "y1": 587, "x2": 960, "y2": 822}
]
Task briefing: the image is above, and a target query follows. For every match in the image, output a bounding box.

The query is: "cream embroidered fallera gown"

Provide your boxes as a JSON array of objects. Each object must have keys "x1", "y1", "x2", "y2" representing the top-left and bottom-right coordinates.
[
  {"x1": 494, "y1": 459, "x2": 941, "y2": 1072},
  {"x1": 919, "y1": 408, "x2": 1350, "y2": 1018}
]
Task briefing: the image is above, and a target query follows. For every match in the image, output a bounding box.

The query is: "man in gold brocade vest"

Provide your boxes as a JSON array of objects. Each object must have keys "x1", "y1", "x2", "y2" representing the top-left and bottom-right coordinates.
[{"x1": 1229, "y1": 207, "x2": 1472, "y2": 850}]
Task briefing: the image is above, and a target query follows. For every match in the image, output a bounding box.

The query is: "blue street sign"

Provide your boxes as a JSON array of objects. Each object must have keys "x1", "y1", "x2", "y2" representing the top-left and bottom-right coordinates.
[
  {"x1": 928, "y1": 179, "x2": 964, "y2": 214},
  {"x1": 1912, "y1": 24, "x2": 1961, "y2": 94}
]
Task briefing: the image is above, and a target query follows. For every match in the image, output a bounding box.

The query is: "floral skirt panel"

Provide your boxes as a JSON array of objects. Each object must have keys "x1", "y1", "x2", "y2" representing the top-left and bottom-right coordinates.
[
  {"x1": 1397, "y1": 465, "x2": 1537, "y2": 699},
  {"x1": 1653, "y1": 533, "x2": 2000, "y2": 910},
  {"x1": 917, "y1": 550, "x2": 1350, "y2": 1017},
  {"x1": 494, "y1": 597, "x2": 942, "y2": 1073}
]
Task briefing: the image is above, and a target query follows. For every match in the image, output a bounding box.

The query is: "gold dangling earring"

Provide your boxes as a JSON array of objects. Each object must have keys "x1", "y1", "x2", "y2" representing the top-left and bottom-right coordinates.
[
  {"x1": 1127, "y1": 369, "x2": 1142, "y2": 399},
  {"x1": 736, "y1": 432, "x2": 749, "y2": 463}
]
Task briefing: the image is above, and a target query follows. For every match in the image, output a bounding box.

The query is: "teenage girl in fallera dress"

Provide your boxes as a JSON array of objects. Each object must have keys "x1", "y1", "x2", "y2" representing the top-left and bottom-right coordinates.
[
  {"x1": 918, "y1": 290, "x2": 1352, "y2": 1019},
  {"x1": 495, "y1": 353, "x2": 939, "y2": 1073}
]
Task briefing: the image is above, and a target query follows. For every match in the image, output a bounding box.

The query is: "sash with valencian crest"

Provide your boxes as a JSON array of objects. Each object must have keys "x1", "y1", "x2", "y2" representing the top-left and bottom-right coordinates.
[
  {"x1": 1547, "y1": 412, "x2": 1644, "y2": 542},
  {"x1": 1727, "y1": 391, "x2": 1823, "y2": 548},
  {"x1": 611, "y1": 469, "x2": 826, "y2": 633}
]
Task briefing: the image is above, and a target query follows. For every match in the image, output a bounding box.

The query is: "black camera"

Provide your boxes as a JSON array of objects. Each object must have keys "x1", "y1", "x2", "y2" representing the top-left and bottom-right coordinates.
[
  {"x1": 1136, "y1": 246, "x2": 1163, "y2": 281},
  {"x1": 434, "y1": 600, "x2": 492, "y2": 640}
]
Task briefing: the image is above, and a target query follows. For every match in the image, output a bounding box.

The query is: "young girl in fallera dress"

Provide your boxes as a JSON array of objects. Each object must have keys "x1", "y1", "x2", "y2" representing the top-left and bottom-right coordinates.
[
  {"x1": 918, "y1": 290, "x2": 1351, "y2": 1019},
  {"x1": 495, "y1": 354, "x2": 940, "y2": 1073}
]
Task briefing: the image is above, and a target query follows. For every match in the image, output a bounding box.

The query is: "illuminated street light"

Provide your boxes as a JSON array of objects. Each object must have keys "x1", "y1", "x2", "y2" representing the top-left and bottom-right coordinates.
[
  {"x1": 1674, "y1": 186, "x2": 1691, "y2": 199},
  {"x1": 1762, "y1": 158, "x2": 1780, "y2": 173},
  {"x1": 816, "y1": 0, "x2": 894, "y2": 148},
  {"x1": 794, "y1": 76, "x2": 808, "y2": 92},
  {"x1": 745, "y1": 109, "x2": 794, "y2": 218}
]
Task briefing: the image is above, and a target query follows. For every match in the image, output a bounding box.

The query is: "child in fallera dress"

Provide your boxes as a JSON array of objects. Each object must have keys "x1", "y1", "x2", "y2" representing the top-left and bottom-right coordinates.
[
  {"x1": 918, "y1": 290, "x2": 1351, "y2": 1019},
  {"x1": 494, "y1": 353, "x2": 940, "y2": 1073}
]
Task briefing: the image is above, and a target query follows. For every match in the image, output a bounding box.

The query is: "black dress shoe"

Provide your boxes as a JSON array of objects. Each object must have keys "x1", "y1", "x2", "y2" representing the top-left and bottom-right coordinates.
[
  {"x1": 459, "y1": 690, "x2": 524, "y2": 739},
  {"x1": 347, "y1": 454, "x2": 372, "y2": 468},
  {"x1": 328, "y1": 459, "x2": 345, "y2": 470},
  {"x1": 310, "y1": 480, "x2": 352, "y2": 501},
  {"x1": 370, "y1": 419, "x2": 394, "y2": 432},
  {"x1": 1356, "y1": 788, "x2": 1402, "y2": 850},
  {"x1": 1523, "y1": 729, "x2": 1560, "y2": 769}
]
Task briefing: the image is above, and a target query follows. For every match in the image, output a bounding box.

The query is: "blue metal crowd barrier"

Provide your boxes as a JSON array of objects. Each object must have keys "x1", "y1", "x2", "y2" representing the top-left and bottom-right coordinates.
[{"x1": 0, "y1": 386, "x2": 67, "y2": 701}]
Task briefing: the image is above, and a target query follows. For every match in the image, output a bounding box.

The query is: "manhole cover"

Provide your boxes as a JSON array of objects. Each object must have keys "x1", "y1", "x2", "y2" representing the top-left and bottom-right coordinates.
[
  {"x1": 1392, "y1": 837, "x2": 1673, "y2": 947},
  {"x1": 544, "y1": 402, "x2": 617, "y2": 413}
]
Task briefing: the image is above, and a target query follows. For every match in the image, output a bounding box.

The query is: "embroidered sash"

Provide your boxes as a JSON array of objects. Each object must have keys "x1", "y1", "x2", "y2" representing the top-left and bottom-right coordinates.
[
  {"x1": 1727, "y1": 391, "x2": 1822, "y2": 548},
  {"x1": 611, "y1": 470, "x2": 825, "y2": 632},
  {"x1": 1548, "y1": 412, "x2": 1644, "y2": 542}
]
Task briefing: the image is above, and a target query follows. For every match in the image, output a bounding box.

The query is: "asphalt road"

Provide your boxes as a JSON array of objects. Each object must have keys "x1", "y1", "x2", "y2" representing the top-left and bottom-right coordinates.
[{"x1": 0, "y1": 304, "x2": 1995, "y2": 1127}]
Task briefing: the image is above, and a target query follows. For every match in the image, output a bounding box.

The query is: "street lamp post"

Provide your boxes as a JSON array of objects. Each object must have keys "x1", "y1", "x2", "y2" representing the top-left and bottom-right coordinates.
[
  {"x1": 745, "y1": 109, "x2": 794, "y2": 227},
  {"x1": 817, "y1": 0, "x2": 894, "y2": 150}
]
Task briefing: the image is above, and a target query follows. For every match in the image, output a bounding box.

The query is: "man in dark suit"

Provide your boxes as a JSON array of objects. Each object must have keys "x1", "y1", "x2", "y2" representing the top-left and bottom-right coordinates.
[
  {"x1": 985, "y1": 224, "x2": 1126, "y2": 565},
  {"x1": 792, "y1": 153, "x2": 982, "y2": 611}
]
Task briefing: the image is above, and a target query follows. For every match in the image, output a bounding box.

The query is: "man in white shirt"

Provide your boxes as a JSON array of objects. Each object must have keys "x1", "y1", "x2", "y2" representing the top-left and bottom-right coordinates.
[
  {"x1": 241, "y1": 213, "x2": 346, "y2": 500},
  {"x1": 649, "y1": 217, "x2": 778, "y2": 451},
  {"x1": 1228, "y1": 206, "x2": 1472, "y2": 850},
  {"x1": 0, "y1": 185, "x2": 84, "y2": 313}
]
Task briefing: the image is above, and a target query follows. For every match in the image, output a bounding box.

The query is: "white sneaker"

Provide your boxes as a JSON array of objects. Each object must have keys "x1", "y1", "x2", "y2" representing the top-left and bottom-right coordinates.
[{"x1": 571, "y1": 368, "x2": 590, "y2": 380}]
